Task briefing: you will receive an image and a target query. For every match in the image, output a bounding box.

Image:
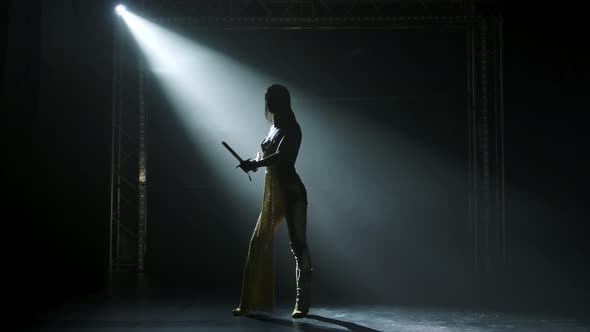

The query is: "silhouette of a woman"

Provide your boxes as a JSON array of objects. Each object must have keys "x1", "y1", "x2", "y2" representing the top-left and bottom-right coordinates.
[{"x1": 233, "y1": 84, "x2": 312, "y2": 318}]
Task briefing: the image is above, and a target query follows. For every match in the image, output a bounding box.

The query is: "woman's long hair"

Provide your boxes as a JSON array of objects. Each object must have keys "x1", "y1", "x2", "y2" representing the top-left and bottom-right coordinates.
[{"x1": 265, "y1": 84, "x2": 294, "y2": 125}]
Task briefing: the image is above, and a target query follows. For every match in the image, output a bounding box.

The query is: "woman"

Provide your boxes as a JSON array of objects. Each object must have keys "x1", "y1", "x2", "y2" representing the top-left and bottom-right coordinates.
[{"x1": 233, "y1": 84, "x2": 312, "y2": 318}]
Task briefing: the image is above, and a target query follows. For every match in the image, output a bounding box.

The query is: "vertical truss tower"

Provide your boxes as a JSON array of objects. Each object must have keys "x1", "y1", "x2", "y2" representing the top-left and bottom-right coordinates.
[{"x1": 110, "y1": 3, "x2": 147, "y2": 272}]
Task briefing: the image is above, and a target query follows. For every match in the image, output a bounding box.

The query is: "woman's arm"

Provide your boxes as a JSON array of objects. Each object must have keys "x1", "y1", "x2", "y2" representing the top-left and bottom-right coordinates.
[
  {"x1": 255, "y1": 137, "x2": 285, "y2": 167},
  {"x1": 240, "y1": 127, "x2": 301, "y2": 172},
  {"x1": 239, "y1": 137, "x2": 285, "y2": 172},
  {"x1": 240, "y1": 123, "x2": 302, "y2": 172}
]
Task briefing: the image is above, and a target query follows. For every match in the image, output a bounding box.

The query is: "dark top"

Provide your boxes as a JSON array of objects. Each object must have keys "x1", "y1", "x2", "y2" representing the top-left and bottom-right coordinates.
[
  {"x1": 261, "y1": 115, "x2": 307, "y2": 204},
  {"x1": 261, "y1": 118, "x2": 302, "y2": 169}
]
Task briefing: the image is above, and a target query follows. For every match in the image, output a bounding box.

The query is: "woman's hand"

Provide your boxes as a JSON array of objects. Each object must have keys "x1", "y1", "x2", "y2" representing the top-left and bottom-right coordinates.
[{"x1": 238, "y1": 159, "x2": 258, "y2": 173}]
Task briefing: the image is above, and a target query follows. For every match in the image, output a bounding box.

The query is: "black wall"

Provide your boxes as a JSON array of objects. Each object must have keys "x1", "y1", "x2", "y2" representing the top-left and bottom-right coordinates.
[
  {"x1": 4, "y1": 0, "x2": 113, "y2": 322},
  {"x1": 501, "y1": 2, "x2": 589, "y2": 310}
]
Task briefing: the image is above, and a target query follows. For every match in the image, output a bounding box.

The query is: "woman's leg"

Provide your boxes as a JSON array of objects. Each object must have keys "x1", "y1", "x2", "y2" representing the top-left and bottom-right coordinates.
[
  {"x1": 285, "y1": 199, "x2": 312, "y2": 317},
  {"x1": 234, "y1": 171, "x2": 288, "y2": 315},
  {"x1": 235, "y1": 193, "x2": 287, "y2": 315},
  {"x1": 234, "y1": 209, "x2": 283, "y2": 315}
]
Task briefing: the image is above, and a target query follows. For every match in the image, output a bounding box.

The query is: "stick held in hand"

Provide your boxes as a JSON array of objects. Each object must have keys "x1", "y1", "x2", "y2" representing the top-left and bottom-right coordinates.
[{"x1": 222, "y1": 141, "x2": 252, "y2": 181}]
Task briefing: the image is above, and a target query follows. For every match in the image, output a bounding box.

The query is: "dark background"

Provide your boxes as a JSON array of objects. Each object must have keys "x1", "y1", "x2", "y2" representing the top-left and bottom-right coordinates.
[{"x1": 3, "y1": 0, "x2": 588, "y2": 323}]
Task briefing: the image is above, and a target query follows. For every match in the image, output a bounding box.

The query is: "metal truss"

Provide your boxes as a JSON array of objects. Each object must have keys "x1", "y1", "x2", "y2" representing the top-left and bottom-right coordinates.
[
  {"x1": 467, "y1": 16, "x2": 505, "y2": 272},
  {"x1": 109, "y1": 12, "x2": 147, "y2": 272},
  {"x1": 110, "y1": 0, "x2": 504, "y2": 273},
  {"x1": 138, "y1": 0, "x2": 480, "y2": 18}
]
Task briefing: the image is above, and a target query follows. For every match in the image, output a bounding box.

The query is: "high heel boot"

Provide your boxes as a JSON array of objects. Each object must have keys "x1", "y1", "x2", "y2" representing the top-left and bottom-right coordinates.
[{"x1": 292, "y1": 266, "x2": 312, "y2": 318}]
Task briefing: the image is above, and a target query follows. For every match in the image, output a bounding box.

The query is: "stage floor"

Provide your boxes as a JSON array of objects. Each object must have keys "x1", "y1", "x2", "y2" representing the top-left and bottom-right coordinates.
[{"x1": 23, "y1": 294, "x2": 590, "y2": 332}]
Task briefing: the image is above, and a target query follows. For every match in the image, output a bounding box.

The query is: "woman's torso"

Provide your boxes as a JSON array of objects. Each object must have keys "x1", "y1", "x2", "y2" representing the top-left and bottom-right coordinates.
[
  {"x1": 261, "y1": 122, "x2": 302, "y2": 167},
  {"x1": 261, "y1": 120, "x2": 307, "y2": 203}
]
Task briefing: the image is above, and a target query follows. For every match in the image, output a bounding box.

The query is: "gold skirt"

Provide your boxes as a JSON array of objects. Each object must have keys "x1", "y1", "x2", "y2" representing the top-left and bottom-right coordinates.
[{"x1": 237, "y1": 167, "x2": 289, "y2": 312}]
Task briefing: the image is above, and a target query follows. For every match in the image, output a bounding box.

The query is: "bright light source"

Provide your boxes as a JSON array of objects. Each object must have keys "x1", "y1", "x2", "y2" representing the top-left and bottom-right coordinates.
[{"x1": 115, "y1": 4, "x2": 126, "y2": 16}]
